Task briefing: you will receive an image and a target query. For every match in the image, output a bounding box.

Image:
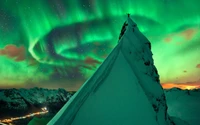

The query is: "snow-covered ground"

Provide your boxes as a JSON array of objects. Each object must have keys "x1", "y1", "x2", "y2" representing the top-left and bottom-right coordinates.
[
  {"x1": 165, "y1": 88, "x2": 200, "y2": 125},
  {"x1": 1, "y1": 87, "x2": 199, "y2": 125},
  {"x1": 26, "y1": 88, "x2": 200, "y2": 125}
]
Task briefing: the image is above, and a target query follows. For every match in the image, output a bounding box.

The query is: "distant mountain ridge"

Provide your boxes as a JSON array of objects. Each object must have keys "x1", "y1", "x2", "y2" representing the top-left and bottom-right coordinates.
[
  {"x1": 0, "y1": 87, "x2": 72, "y2": 119},
  {"x1": 164, "y1": 87, "x2": 200, "y2": 125},
  {"x1": 0, "y1": 87, "x2": 199, "y2": 125}
]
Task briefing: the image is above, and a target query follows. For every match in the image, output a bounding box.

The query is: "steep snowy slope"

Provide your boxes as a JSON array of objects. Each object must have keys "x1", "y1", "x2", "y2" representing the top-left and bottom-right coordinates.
[
  {"x1": 70, "y1": 51, "x2": 159, "y2": 125},
  {"x1": 48, "y1": 16, "x2": 188, "y2": 125}
]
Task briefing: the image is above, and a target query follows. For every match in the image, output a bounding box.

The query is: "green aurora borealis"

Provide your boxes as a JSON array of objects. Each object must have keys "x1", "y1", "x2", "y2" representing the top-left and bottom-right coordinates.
[{"x1": 0, "y1": 0, "x2": 200, "y2": 90}]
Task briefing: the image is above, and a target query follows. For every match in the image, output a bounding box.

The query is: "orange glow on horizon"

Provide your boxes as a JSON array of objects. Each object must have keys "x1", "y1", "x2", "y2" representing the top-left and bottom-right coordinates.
[{"x1": 162, "y1": 83, "x2": 200, "y2": 90}]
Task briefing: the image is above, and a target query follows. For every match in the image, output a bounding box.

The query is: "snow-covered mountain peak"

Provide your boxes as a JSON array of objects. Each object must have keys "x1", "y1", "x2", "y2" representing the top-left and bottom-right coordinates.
[{"x1": 48, "y1": 16, "x2": 189, "y2": 125}]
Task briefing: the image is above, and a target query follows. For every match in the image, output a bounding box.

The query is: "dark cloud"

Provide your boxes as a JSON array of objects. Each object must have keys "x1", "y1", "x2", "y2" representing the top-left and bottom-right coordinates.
[
  {"x1": 163, "y1": 27, "x2": 198, "y2": 44},
  {"x1": 0, "y1": 44, "x2": 26, "y2": 62},
  {"x1": 164, "y1": 35, "x2": 173, "y2": 43},
  {"x1": 84, "y1": 57, "x2": 101, "y2": 66},
  {"x1": 180, "y1": 28, "x2": 198, "y2": 40},
  {"x1": 196, "y1": 64, "x2": 200, "y2": 68}
]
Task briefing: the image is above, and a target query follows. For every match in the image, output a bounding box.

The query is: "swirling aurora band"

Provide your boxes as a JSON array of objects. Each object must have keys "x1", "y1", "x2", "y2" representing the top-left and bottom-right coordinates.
[{"x1": 0, "y1": 0, "x2": 200, "y2": 90}]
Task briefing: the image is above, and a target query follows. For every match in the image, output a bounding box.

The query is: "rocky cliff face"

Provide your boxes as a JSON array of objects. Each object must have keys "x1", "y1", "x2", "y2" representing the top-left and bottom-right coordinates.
[
  {"x1": 0, "y1": 88, "x2": 72, "y2": 118},
  {"x1": 119, "y1": 17, "x2": 174, "y2": 125}
]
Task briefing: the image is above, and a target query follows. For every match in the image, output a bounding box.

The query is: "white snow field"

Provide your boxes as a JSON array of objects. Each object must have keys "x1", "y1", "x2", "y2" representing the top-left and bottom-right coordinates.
[{"x1": 165, "y1": 88, "x2": 200, "y2": 125}]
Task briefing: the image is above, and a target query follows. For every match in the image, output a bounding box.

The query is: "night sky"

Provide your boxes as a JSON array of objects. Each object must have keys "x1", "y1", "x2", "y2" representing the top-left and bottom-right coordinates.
[{"x1": 0, "y1": 0, "x2": 199, "y2": 91}]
